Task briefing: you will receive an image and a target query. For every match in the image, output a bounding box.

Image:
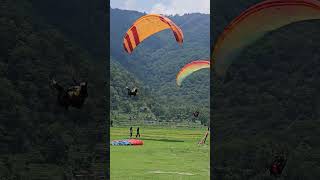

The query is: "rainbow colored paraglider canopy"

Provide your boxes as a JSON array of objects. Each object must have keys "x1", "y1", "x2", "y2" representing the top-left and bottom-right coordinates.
[
  {"x1": 176, "y1": 60, "x2": 210, "y2": 87},
  {"x1": 213, "y1": 0, "x2": 320, "y2": 76}
]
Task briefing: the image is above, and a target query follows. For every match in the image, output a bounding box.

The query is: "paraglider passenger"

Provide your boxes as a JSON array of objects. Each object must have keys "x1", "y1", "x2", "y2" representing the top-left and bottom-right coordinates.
[
  {"x1": 126, "y1": 87, "x2": 138, "y2": 97},
  {"x1": 193, "y1": 111, "x2": 199, "y2": 118},
  {"x1": 136, "y1": 127, "x2": 140, "y2": 138},
  {"x1": 269, "y1": 155, "x2": 287, "y2": 177},
  {"x1": 50, "y1": 78, "x2": 88, "y2": 110}
]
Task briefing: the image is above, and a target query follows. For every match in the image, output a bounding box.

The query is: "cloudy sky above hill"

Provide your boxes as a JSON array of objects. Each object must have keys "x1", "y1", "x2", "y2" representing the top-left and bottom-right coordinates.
[{"x1": 110, "y1": 0, "x2": 210, "y2": 15}]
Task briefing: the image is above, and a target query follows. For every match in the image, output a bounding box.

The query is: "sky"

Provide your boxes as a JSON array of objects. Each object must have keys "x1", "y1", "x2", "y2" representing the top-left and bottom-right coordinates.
[{"x1": 110, "y1": 0, "x2": 210, "y2": 15}]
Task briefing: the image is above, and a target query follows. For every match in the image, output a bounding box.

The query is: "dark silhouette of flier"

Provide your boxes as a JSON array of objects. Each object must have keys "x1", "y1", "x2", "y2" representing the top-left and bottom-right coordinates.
[
  {"x1": 269, "y1": 155, "x2": 287, "y2": 177},
  {"x1": 193, "y1": 111, "x2": 199, "y2": 118},
  {"x1": 126, "y1": 87, "x2": 138, "y2": 97},
  {"x1": 50, "y1": 78, "x2": 88, "y2": 110}
]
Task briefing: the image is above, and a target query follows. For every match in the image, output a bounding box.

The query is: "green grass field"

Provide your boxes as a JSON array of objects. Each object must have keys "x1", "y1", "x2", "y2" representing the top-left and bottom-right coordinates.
[{"x1": 110, "y1": 127, "x2": 210, "y2": 180}]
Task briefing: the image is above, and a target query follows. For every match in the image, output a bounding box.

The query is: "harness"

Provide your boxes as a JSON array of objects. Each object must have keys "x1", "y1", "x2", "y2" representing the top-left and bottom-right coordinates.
[{"x1": 67, "y1": 86, "x2": 81, "y2": 97}]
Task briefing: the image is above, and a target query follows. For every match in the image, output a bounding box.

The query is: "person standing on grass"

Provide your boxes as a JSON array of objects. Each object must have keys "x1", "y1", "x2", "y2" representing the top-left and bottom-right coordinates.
[
  {"x1": 136, "y1": 127, "x2": 140, "y2": 138},
  {"x1": 129, "y1": 127, "x2": 133, "y2": 138}
]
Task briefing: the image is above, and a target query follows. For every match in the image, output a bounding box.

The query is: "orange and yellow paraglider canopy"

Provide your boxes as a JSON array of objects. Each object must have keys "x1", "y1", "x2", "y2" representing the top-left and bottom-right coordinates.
[{"x1": 123, "y1": 14, "x2": 184, "y2": 54}]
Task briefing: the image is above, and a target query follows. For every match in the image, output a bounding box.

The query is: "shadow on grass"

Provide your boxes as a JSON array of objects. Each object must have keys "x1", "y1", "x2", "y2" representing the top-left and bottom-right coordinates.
[{"x1": 140, "y1": 138, "x2": 184, "y2": 143}]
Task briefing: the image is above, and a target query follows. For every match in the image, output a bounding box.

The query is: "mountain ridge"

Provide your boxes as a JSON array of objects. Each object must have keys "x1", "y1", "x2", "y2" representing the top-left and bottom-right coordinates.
[{"x1": 110, "y1": 8, "x2": 210, "y2": 125}]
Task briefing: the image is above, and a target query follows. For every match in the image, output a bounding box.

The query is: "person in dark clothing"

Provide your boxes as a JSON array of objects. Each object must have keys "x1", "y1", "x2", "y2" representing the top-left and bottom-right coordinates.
[
  {"x1": 193, "y1": 111, "x2": 199, "y2": 118},
  {"x1": 126, "y1": 87, "x2": 138, "y2": 97},
  {"x1": 136, "y1": 127, "x2": 140, "y2": 138},
  {"x1": 269, "y1": 155, "x2": 287, "y2": 177},
  {"x1": 129, "y1": 127, "x2": 133, "y2": 138},
  {"x1": 50, "y1": 78, "x2": 88, "y2": 110}
]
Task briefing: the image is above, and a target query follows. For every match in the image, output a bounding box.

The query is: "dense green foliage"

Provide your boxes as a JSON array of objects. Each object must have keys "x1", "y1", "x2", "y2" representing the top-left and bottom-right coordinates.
[
  {"x1": 110, "y1": 58, "x2": 157, "y2": 125},
  {"x1": 0, "y1": 0, "x2": 107, "y2": 178},
  {"x1": 111, "y1": 127, "x2": 209, "y2": 180},
  {"x1": 212, "y1": 0, "x2": 320, "y2": 179},
  {"x1": 110, "y1": 8, "x2": 210, "y2": 126}
]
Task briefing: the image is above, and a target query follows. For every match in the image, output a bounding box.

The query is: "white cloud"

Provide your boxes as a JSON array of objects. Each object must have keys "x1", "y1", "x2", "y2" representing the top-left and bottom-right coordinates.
[
  {"x1": 123, "y1": 0, "x2": 138, "y2": 10},
  {"x1": 150, "y1": 3, "x2": 171, "y2": 15},
  {"x1": 122, "y1": 0, "x2": 148, "y2": 13},
  {"x1": 123, "y1": 0, "x2": 139, "y2": 10},
  {"x1": 112, "y1": 0, "x2": 210, "y2": 15},
  {"x1": 150, "y1": 0, "x2": 210, "y2": 15}
]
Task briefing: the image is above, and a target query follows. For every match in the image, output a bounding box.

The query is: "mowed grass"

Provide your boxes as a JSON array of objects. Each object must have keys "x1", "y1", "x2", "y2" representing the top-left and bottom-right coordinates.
[{"x1": 110, "y1": 127, "x2": 210, "y2": 180}]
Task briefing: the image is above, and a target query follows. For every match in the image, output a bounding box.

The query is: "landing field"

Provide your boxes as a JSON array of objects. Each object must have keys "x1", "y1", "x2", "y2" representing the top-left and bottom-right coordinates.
[{"x1": 110, "y1": 127, "x2": 210, "y2": 180}]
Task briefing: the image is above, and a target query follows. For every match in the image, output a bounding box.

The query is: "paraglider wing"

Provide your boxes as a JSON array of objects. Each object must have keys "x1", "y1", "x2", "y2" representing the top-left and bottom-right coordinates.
[
  {"x1": 176, "y1": 60, "x2": 210, "y2": 87},
  {"x1": 123, "y1": 14, "x2": 184, "y2": 54},
  {"x1": 213, "y1": 0, "x2": 320, "y2": 76}
]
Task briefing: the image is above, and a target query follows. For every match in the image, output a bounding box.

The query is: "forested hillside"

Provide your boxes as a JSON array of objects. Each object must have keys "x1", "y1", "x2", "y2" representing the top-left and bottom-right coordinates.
[
  {"x1": 0, "y1": 0, "x2": 107, "y2": 178},
  {"x1": 30, "y1": 4, "x2": 210, "y2": 125},
  {"x1": 212, "y1": 0, "x2": 320, "y2": 179},
  {"x1": 110, "y1": 8, "x2": 210, "y2": 125},
  {"x1": 110, "y1": 58, "x2": 158, "y2": 125}
]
